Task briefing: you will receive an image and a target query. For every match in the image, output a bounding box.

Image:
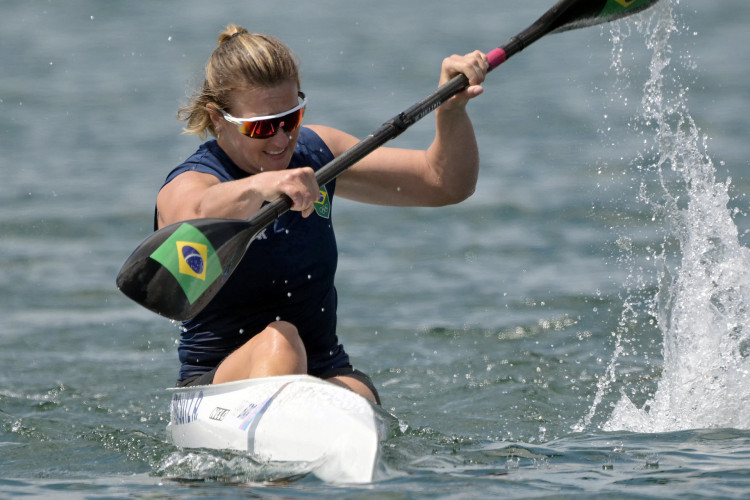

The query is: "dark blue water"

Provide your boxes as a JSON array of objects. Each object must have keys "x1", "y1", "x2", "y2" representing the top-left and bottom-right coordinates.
[{"x1": 2, "y1": 0, "x2": 750, "y2": 497}]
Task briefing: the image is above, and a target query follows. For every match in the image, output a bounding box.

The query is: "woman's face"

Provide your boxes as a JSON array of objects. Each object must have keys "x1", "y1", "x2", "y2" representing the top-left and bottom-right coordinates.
[{"x1": 213, "y1": 81, "x2": 302, "y2": 175}]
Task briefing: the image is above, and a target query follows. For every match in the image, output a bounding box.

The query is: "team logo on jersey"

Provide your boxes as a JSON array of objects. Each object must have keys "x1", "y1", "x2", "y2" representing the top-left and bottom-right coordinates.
[
  {"x1": 614, "y1": 0, "x2": 635, "y2": 6},
  {"x1": 150, "y1": 223, "x2": 222, "y2": 303},
  {"x1": 314, "y1": 186, "x2": 331, "y2": 219}
]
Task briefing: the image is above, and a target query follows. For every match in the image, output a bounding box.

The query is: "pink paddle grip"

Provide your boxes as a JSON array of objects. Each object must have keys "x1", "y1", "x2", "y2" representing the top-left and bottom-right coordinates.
[{"x1": 487, "y1": 47, "x2": 507, "y2": 71}]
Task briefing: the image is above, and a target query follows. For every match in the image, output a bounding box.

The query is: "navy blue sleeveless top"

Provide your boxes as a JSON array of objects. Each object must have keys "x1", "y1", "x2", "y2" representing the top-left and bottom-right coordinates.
[{"x1": 160, "y1": 128, "x2": 349, "y2": 381}]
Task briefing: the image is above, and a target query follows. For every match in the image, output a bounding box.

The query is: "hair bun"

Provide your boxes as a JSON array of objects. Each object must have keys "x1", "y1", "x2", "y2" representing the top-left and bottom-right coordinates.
[{"x1": 218, "y1": 24, "x2": 249, "y2": 45}]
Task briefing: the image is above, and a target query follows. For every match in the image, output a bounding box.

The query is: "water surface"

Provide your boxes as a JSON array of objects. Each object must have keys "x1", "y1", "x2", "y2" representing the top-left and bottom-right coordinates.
[{"x1": 2, "y1": 0, "x2": 750, "y2": 497}]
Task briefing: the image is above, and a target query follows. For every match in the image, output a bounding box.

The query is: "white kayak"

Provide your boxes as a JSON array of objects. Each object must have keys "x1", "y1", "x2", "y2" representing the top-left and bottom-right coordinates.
[{"x1": 165, "y1": 374, "x2": 395, "y2": 483}]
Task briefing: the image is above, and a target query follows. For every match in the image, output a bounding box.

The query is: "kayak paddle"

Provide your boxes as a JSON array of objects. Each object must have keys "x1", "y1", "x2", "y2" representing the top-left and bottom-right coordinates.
[{"x1": 116, "y1": 0, "x2": 660, "y2": 321}]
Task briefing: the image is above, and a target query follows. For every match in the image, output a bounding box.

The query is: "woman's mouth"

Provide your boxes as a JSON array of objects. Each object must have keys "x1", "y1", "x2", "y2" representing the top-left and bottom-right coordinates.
[{"x1": 265, "y1": 147, "x2": 287, "y2": 156}]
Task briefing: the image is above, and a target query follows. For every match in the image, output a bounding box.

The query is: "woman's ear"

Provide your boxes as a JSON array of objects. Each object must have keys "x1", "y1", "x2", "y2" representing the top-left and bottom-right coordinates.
[
  {"x1": 206, "y1": 103, "x2": 224, "y2": 134},
  {"x1": 206, "y1": 103, "x2": 219, "y2": 120}
]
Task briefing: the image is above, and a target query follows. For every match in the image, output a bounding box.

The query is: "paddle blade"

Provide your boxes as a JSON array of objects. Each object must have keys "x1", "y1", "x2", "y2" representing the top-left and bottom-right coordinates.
[
  {"x1": 116, "y1": 218, "x2": 259, "y2": 321},
  {"x1": 553, "y1": 0, "x2": 660, "y2": 33}
]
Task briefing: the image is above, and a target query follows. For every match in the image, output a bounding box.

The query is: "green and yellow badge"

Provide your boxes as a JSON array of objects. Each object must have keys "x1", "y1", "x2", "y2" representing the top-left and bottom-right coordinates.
[
  {"x1": 314, "y1": 185, "x2": 331, "y2": 219},
  {"x1": 150, "y1": 223, "x2": 222, "y2": 304}
]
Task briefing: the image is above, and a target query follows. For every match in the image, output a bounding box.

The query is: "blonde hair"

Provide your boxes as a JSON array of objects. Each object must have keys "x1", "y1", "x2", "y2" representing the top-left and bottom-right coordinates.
[{"x1": 178, "y1": 25, "x2": 300, "y2": 138}]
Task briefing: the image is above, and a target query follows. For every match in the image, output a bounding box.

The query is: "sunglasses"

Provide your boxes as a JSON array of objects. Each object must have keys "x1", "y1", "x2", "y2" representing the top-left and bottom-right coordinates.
[{"x1": 217, "y1": 92, "x2": 307, "y2": 139}]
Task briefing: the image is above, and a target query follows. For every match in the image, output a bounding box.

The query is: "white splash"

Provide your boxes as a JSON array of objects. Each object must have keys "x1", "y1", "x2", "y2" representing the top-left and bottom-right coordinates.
[{"x1": 579, "y1": 0, "x2": 750, "y2": 433}]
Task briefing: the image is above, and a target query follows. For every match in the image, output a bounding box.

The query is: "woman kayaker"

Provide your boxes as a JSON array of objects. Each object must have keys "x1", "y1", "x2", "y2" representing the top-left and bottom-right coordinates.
[{"x1": 156, "y1": 25, "x2": 488, "y2": 405}]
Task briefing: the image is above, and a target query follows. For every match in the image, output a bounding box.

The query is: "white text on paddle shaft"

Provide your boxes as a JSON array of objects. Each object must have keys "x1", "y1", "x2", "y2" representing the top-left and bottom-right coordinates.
[{"x1": 172, "y1": 391, "x2": 203, "y2": 425}]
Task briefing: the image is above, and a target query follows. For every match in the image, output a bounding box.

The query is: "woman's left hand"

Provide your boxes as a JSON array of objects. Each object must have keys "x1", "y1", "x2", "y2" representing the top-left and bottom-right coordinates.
[{"x1": 439, "y1": 50, "x2": 489, "y2": 108}]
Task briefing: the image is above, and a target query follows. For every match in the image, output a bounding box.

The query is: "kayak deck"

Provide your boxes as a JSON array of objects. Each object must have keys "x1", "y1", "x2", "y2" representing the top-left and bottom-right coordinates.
[{"x1": 166, "y1": 374, "x2": 395, "y2": 483}]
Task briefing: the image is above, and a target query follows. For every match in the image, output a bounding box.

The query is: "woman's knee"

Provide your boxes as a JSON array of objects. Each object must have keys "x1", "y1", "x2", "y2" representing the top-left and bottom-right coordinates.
[
  {"x1": 214, "y1": 321, "x2": 307, "y2": 383},
  {"x1": 268, "y1": 320, "x2": 299, "y2": 338},
  {"x1": 267, "y1": 321, "x2": 304, "y2": 348},
  {"x1": 262, "y1": 321, "x2": 307, "y2": 370}
]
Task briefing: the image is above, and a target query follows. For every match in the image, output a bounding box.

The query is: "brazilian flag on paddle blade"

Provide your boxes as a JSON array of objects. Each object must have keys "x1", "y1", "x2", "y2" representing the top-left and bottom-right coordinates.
[{"x1": 150, "y1": 222, "x2": 222, "y2": 304}]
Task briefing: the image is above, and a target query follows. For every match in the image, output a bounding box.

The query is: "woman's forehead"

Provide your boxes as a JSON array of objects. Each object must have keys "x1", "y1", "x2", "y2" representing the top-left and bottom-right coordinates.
[{"x1": 227, "y1": 82, "x2": 299, "y2": 116}]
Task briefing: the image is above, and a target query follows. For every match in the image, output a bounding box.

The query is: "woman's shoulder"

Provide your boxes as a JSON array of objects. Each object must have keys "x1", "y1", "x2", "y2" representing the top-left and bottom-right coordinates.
[
  {"x1": 293, "y1": 126, "x2": 336, "y2": 170},
  {"x1": 304, "y1": 125, "x2": 359, "y2": 159},
  {"x1": 164, "y1": 140, "x2": 244, "y2": 185}
]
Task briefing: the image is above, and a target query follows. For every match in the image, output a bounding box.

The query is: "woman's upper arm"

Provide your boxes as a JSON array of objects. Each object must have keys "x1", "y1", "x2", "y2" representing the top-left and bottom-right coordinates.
[
  {"x1": 155, "y1": 171, "x2": 220, "y2": 228},
  {"x1": 307, "y1": 124, "x2": 437, "y2": 207}
]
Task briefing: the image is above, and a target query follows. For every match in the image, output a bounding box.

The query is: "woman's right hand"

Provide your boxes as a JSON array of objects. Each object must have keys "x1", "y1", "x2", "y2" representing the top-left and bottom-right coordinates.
[{"x1": 251, "y1": 166, "x2": 319, "y2": 218}]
